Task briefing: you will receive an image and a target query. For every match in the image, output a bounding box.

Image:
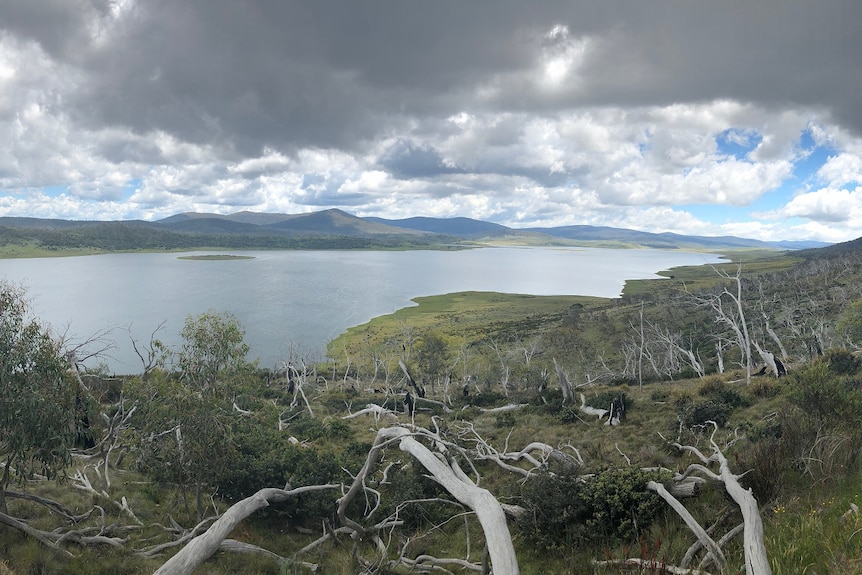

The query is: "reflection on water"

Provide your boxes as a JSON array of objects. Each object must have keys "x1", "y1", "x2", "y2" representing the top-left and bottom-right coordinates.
[{"x1": 0, "y1": 247, "x2": 722, "y2": 373}]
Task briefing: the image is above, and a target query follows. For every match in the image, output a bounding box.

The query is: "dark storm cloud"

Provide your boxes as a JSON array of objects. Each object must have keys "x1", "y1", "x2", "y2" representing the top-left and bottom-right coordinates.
[
  {"x1": 379, "y1": 140, "x2": 464, "y2": 179},
  {"x1": 3, "y1": 0, "x2": 859, "y2": 154}
]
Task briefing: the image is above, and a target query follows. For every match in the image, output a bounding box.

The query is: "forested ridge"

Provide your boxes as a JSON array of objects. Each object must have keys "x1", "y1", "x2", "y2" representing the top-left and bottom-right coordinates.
[
  {"x1": 0, "y1": 210, "x2": 826, "y2": 258},
  {"x1": 0, "y1": 221, "x2": 449, "y2": 254},
  {"x1": 2, "y1": 242, "x2": 862, "y2": 574}
]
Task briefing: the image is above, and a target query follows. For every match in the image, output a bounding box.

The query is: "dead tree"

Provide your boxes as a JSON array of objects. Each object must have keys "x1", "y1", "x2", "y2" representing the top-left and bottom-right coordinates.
[
  {"x1": 651, "y1": 423, "x2": 771, "y2": 575},
  {"x1": 553, "y1": 358, "x2": 575, "y2": 403},
  {"x1": 337, "y1": 425, "x2": 521, "y2": 575},
  {"x1": 152, "y1": 485, "x2": 340, "y2": 575},
  {"x1": 398, "y1": 360, "x2": 425, "y2": 398},
  {"x1": 691, "y1": 265, "x2": 754, "y2": 384}
]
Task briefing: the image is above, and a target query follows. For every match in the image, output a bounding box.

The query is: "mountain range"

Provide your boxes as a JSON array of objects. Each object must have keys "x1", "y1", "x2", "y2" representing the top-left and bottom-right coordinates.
[{"x1": 0, "y1": 208, "x2": 830, "y2": 251}]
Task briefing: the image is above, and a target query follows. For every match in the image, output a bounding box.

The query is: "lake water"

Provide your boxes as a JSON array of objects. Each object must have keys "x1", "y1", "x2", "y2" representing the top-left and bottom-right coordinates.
[{"x1": 0, "y1": 247, "x2": 722, "y2": 373}]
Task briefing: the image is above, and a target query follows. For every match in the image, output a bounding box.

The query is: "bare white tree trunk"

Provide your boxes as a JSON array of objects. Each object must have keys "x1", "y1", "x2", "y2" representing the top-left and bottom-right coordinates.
[
  {"x1": 382, "y1": 427, "x2": 520, "y2": 575},
  {"x1": 553, "y1": 358, "x2": 575, "y2": 403},
  {"x1": 647, "y1": 481, "x2": 726, "y2": 574},
  {"x1": 752, "y1": 341, "x2": 780, "y2": 377},
  {"x1": 152, "y1": 485, "x2": 339, "y2": 575},
  {"x1": 692, "y1": 265, "x2": 753, "y2": 383},
  {"x1": 671, "y1": 424, "x2": 772, "y2": 575},
  {"x1": 338, "y1": 426, "x2": 520, "y2": 575}
]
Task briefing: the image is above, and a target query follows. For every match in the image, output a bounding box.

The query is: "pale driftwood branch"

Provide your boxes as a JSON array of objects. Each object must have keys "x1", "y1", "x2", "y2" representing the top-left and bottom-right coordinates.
[
  {"x1": 592, "y1": 558, "x2": 715, "y2": 574},
  {"x1": 70, "y1": 467, "x2": 143, "y2": 525},
  {"x1": 0, "y1": 507, "x2": 132, "y2": 555},
  {"x1": 4, "y1": 490, "x2": 92, "y2": 522},
  {"x1": 553, "y1": 358, "x2": 575, "y2": 403},
  {"x1": 667, "y1": 423, "x2": 772, "y2": 575},
  {"x1": 579, "y1": 393, "x2": 609, "y2": 419},
  {"x1": 138, "y1": 517, "x2": 218, "y2": 558},
  {"x1": 453, "y1": 423, "x2": 580, "y2": 477},
  {"x1": 338, "y1": 426, "x2": 519, "y2": 574},
  {"x1": 152, "y1": 485, "x2": 340, "y2": 575},
  {"x1": 706, "y1": 441, "x2": 771, "y2": 574},
  {"x1": 647, "y1": 481, "x2": 727, "y2": 574},
  {"x1": 694, "y1": 523, "x2": 745, "y2": 572},
  {"x1": 474, "y1": 403, "x2": 529, "y2": 414},
  {"x1": 342, "y1": 403, "x2": 397, "y2": 421},
  {"x1": 400, "y1": 554, "x2": 483, "y2": 572},
  {"x1": 219, "y1": 539, "x2": 319, "y2": 572},
  {"x1": 381, "y1": 427, "x2": 520, "y2": 575},
  {"x1": 0, "y1": 511, "x2": 75, "y2": 557}
]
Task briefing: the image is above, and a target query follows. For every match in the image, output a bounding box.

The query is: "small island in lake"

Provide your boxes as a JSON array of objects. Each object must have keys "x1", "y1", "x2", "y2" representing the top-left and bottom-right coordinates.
[{"x1": 178, "y1": 254, "x2": 255, "y2": 261}]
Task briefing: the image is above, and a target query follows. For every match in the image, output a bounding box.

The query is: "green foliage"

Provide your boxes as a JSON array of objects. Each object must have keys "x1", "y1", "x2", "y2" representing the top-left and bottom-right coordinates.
[
  {"x1": 680, "y1": 399, "x2": 731, "y2": 428},
  {"x1": 557, "y1": 405, "x2": 583, "y2": 424},
  {"x1": 166, "y1": 310, "x2": 255, "y2": 393},
  {"x1": 835, "y1": 299, "x2": 862, "y2": 348},
  {"x1": 129, "y1": 375, "x2": 238, "y2": 499},
  {"x1": 284, "y1": 414, "x2": 327, "y2": 441},
  {"x1": 583, "y1": 390, "x2": 633, "y2": 411},
  {"x1": 494, "y1": 411, "x2": 517, "y2": 428},
  {"x1": 416, "y1": 331, "x2": 450, "y2": 384},
  {"x1": 675, "y1": 378, "x2": 749, "y2": 429},
  {"x1": 825, "y1": 348, "x2": 862, "y2": 376},
  {"x1": 697, "y1": 377, "x2": 749, "y2": 409},
  {"x1": 786, "y1": 358, "x2": 862, "y2": 427},
  {"x1": 518, "y1": 467, "x2": 670, "y2": 549},
  {"x1": 0, "y1": 282, "x2": 76, "y2": 503},
  {"x1": 372, "y1": 462, "x2": 452, "y2": 531},
  {"x1": 129, "y1": 313, "x2": 260, "y2": 518}
]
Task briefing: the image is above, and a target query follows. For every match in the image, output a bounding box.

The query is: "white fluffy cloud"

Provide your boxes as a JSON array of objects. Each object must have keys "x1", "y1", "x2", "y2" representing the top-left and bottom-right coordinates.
[{"x1": 1, "y1": 2, "x2": 862, "y2": 242}]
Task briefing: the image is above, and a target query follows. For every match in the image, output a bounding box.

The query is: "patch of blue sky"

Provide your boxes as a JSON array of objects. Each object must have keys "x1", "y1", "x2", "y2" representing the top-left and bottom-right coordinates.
[
  {"x1": 792, "y1": 126, "x2": 836, "y2": 184},
  {"x1": 122, "y1": 179, "x2": 142, "y2": 200},
  {"x1": 678, "y1": 204, "x2": 747, "y2": 225},
  {"x1": 715, "y1": 128, "x2": 762, "y2": 161},
  {"x1": 41, "y1": 185, "x2": 69, "y2": 198},
  {"x1": 680, "y1": 184, "x2": 792, "y2": 224}
]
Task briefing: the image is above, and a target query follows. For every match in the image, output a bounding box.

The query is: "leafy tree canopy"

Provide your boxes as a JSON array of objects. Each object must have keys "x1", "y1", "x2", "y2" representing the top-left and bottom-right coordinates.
[{"x1": 0, "y1": 281, "x2": 76, "y2": 511}]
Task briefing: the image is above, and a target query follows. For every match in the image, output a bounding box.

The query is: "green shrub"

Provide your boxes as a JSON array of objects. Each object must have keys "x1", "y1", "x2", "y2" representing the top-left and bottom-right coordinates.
[
  {"x1": 787, "y1": 360, "x2": 862, "y2": 428},
  {"x1": 325, "y1": 418, "x2": 353, "y2": 439},
  {"x1": 371, "y1": 462, "x2": 452, "y2": 531},
  {"x1": 285, "y1": 415, "x2": 327, "y2": 441},
  {"x1": 582, "y1": 390, "x2": 633, "y2": 411},
  {"x1": 697, "y1": 377, "x2": 749, "y2": 408},
  {"x1": 518, "y1": 467, "x2": 670, "y2": 549},
  {"x1": 558, "y1": 405, "x2": 583, "y2": 424},
  {"x1": 494, "y1": 411, "x2": 517, "y2": 428},
  {"x1": 517, "y1": 468, "x2": 588, "y2": 549},
  {"x1": 825, "y1": 348, "x2": 862, "y2": 376},
  {"x1": 681, "y1": 399, "x2": 731, "y2": 428}
]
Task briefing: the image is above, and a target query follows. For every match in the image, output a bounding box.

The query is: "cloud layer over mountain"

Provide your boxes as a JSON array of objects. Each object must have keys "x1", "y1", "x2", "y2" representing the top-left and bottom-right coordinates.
[{"x1": 1, "y1": 1, "x2": 861, "y2": 241}]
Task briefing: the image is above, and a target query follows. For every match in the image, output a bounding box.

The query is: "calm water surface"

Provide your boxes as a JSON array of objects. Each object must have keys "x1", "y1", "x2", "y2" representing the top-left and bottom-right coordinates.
[{"x1": 0, "y1": 247, "x2": 722, "y2": 373}]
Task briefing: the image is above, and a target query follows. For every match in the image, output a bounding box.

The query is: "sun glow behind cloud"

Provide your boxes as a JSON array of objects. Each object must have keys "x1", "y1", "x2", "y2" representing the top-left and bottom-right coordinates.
[{"x1": 0, "y1": 1, "x2": 860, "y2": 242}]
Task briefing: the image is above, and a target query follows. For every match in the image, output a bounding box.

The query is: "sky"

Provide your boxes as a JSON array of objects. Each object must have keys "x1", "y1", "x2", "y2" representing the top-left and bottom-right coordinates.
[{"x1": 1, "y1": 1, "x2": 861, "y2": 243}]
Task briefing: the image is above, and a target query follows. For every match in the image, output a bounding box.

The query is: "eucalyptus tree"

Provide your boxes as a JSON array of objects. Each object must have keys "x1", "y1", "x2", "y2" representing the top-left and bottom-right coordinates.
[
  {"x1": 0, "y1": 282, "x2": 77, "y2": 513},
  {"x1": 134, "y1": 310, "x2": 256, "y2": 520}
]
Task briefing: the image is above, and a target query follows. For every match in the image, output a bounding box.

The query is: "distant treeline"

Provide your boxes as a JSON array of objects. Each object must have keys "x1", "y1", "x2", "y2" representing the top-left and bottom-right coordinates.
[{"x1": 0, "y1": 222, "x2": 448, "y2": 252}]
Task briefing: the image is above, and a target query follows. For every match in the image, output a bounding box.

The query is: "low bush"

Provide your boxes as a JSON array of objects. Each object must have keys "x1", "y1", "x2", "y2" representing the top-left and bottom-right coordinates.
[{"x1": 518, "y1": 467, "x2": 670, "y2": 549}]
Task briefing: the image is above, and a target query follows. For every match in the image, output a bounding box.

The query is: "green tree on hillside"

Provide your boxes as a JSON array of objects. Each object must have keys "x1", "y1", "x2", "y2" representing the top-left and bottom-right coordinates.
[
  {"x1": 134, "y1": 311, "x2": 257, "y2": 519},
  {"x1": 0, "y1": 282, "x2": 76, "y2": 513},
  {"x1": 169, "y1": 310, "x2": 254, "y2": 394},
  {"x1": 416, "y1": 331, "x2": 450, "y2": 393}
]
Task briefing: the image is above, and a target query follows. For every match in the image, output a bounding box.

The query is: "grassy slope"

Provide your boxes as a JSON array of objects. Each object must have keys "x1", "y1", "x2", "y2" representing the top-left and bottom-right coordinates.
[
  {"x1": 3, "y1": 247, "x2": 861, "y2": 574},
  {"x1": 5, "y1": 369, "x2": 857, "y2": 575},
  {"x1": 328, "y1": 291, "x2": 606, "y2": 360}
]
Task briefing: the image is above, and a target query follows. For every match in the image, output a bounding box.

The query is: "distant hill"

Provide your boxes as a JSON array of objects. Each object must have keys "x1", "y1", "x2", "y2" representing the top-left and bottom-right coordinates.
[
  {"x1": 263, "y1": 209, "x2": 429, "y2": 236},
  {"x1": 0, "y1": 209, "x2": 834, "y2": 254},
  {"x1": 522, "y1": 225, "x2": 829, "y2": 251},
  {"x1": 157, "y1": 209, "x2": 430, "y2": 237},
  {"x1": 365, "y1": 216, "x2": 511, "y2": 238}
]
